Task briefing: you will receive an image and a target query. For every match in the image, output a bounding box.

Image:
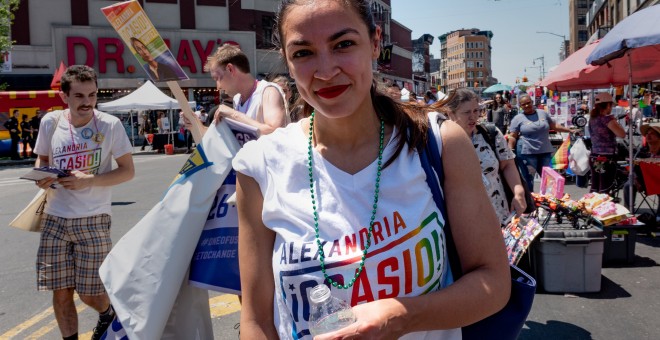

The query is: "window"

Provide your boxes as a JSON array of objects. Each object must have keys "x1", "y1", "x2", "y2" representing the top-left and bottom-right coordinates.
[
  {"x1": 467, "y1": 61, "x2": 474, "y2": 67},
  {"x1": 578, "y1": 30, "x2": 589, "y2": 42},
  {"x1": 262, "y1": 16, "x2": 275, "y2": 48},
  {"x1": 578, "y1": 15, "x2": 586, "y2": 26}
]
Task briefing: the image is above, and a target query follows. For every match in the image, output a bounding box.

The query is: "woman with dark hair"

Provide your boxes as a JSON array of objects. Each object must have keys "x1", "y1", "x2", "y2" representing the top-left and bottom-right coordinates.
[
  {"x1": 424, "y1": 90, "x2": 437, "y2": 105},
  {"x1": 233, "y1": 1, "x2": 509, "y2": 339},
  {"x1": 130, "y1": 37, "x2": 179, "y2": 82},
  {"x1": 488, "y1": 93, "x2": 510, "y2": 134},
  {"x1": 588, "y1": 92, "x2": 626, "y2": 193},
  {"x1": 442, "y1": 88, "x2": 527, "y2": 226}
]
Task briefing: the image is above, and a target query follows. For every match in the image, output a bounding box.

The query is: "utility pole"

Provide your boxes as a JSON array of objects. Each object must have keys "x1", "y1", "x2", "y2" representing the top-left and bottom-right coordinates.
[
  {"x1": 536, "y1": 31, "x2": 568, "y2": 60},
  {"x1": 533, "y1": 56, "x2": 545, "y2": 80}
]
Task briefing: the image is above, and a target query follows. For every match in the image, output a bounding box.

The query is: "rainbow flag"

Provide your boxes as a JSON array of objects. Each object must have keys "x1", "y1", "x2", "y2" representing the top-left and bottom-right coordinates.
[{"x1": 551, "y1": 137, "x2": 571, "y2": 170}]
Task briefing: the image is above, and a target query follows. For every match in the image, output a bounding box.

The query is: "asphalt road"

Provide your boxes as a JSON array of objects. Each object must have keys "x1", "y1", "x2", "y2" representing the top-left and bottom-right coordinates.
[
  {"x1": 0, "y1": 153, "x2": 658, "y2": 339},
  {"x1": 0, "y1": 152, "x2": 239, "y2": 340}
]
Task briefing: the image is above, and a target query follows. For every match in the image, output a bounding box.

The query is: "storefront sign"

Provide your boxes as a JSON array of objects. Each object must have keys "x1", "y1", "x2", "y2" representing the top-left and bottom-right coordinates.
[{"x1": 53, "y1": 26, "x2": 256, "y2": 80}]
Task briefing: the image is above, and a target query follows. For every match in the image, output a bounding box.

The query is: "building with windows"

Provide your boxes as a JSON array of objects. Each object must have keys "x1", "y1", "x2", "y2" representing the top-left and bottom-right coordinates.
[
  {"x1": 438, "y1": 28, "x2": 495, "y2": 94},
  {"x1": 585, "y1": 0, "x2": 659, "y2": 42},
  {"x1": 372, "y1": 1, "x2": 415, "y2": 93},
  {"x1": 4, "y1": 0, "x2": 414, "y2": 104},
  {"x1": 411, "y1": 34, "x2": 434, "y2": 95},
  {"x1": 569, "y1": 0, "x2": 594, "y2": 55}
]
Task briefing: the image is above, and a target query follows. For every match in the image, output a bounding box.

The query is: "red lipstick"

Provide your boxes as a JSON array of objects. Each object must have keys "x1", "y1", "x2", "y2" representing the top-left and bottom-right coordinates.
[{"x1": 316, "y1": 85, "x2": 349, "y2": 99}]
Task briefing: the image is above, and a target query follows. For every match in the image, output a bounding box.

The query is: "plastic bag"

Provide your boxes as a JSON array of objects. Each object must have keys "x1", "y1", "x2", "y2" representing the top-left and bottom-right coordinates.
[{"x1": 569, "y1": 138, "x2": 590, "y2": 176}]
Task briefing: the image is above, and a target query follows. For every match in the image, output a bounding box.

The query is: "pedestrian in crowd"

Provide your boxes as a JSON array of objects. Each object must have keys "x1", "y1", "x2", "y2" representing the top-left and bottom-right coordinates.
[
  {"x1": 139, "y1": 113, "x2": 152, "y2": 151},
  {"x1": 508, "y1": 94, "x2": 576, "y2": 190},
  {"x1": 641, "y1": 91, "x2": 653, "y2": 118},
  {"x1": 234, "y1": 1, "x2": 509, "y2": 338},
  {"x1": 156, "y1": 111, "x2": 168, "y2": 133},
  {"x1": 4, "y1": 110, "x2": 21, "y2": 160},
  {"x1": 588, "y1": 92, "x2": 626, "y2": 194},
  {"x1": 442, "y1": 88, "x2": 527, "y2": 226},
  {"x1": 424, "y1": 90, "x2": 437, "y2": 105},
  {"x1": 487, "y1": 92, "x2": 511, "y2": 134},
  {"x1": 198, "y1": 44, "x2": 288, "y2": 136},
  {"x1": 31, "y1": 110, "x2": 44, "y2": 156},
  {"x1": 20, "y1": 114, "x2": 34, "y2": 158},
  {"x1": 32, "y1": 65, "x2": 135, "y2": 340},
  {"x1": 272, "y1": 75, "x2": 300, "y2": 122},
  {"x1": 408, "y1": 92, "x2": 418, "y2": 104},
  {"x1": 130, "y1": 37, "x2": 179, "y2": 82},
  {"x1": 386, "y1": 83, "x2": 402, "y2": 101}
]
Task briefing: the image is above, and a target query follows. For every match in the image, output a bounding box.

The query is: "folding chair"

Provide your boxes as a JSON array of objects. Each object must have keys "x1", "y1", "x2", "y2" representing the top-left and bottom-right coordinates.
[{"x1": 635, "y1": 161, "x2": 660, "y2": 220}]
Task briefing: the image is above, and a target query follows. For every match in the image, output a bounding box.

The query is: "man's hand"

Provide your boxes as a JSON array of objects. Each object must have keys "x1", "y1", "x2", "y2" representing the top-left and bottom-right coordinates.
[
  {"x1": 214, "y1": 105, "x2": 235, "y2": 124},
  {"x1": 57, "y1": 170, "x2": 94, "y2": 190}
]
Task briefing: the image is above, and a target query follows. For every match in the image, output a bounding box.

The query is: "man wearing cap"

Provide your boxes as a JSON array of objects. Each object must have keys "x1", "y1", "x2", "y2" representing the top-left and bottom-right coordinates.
[{"x1": 587, "y1": 92, "x2": 626, "y2": 193}]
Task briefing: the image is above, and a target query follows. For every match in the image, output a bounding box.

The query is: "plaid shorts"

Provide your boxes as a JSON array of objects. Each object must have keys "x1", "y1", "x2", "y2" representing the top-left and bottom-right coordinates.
[{"x1": 36, "y1": 213, "x2": 112, "y2": 295}]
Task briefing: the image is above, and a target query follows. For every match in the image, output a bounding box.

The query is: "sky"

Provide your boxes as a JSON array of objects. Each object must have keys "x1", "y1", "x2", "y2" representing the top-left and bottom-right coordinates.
[{"x1": 390, "y1": 0, "x2": 570, "y2": 86}]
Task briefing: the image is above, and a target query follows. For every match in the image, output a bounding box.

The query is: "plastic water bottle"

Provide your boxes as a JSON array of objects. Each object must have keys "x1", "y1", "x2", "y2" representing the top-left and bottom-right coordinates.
[{"x1": 308, "y1": 284, "x2": 356, "y2": 337}]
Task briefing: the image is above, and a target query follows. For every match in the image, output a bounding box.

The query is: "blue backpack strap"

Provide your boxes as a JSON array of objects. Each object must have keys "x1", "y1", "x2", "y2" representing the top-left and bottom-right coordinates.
[{"x1": 418, "y1": 115, "x2": 463, "y2": 279}]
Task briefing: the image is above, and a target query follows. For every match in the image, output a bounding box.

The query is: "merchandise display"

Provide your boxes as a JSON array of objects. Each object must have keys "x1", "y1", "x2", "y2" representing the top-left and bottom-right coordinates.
[
  {"x1": 502, "y1": 216, "x2": 543, "y2": 265},
  {"x1": 532, "y1": 192, "x2": 632, "y2": 228}
]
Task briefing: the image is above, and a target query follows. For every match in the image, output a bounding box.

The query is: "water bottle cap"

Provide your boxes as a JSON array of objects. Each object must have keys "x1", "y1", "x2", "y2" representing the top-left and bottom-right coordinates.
[{"x1": 309, "y1": 284, "x2": 331, "y2": 304}]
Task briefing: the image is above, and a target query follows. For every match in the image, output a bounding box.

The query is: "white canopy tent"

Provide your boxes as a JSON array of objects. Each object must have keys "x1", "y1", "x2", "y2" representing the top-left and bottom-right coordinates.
[
  {"x1": 98, "y1": 80, "x2": 194, "y2": 111},
  {"x1": 98, "y1": 81, "x2": 195, "y2": 148}
]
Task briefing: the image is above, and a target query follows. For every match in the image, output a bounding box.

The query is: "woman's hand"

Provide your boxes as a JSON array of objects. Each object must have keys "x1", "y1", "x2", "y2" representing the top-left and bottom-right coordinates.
[
  {"x1": 511, "y1": 187, "x2": 527, "y2": 216},
  {"x1": 313, "y1": 299, "x2": 407, "y2": 340}
]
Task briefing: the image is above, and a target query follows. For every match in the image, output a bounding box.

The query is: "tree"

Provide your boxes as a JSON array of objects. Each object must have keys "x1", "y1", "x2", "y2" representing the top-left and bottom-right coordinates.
[{"x1": 0, "y1": 0, "x2": 20, "y2": 89}]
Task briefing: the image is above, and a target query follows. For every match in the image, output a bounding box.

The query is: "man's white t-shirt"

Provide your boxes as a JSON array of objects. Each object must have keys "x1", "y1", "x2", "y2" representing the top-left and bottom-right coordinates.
[
  {"x1": 234, "y1": 79, "x2": 289, "y2": 125},
  {"x1": 233, "y1": 122, "x2": 460, "y2": 340},
  {"x1": 34, "y1": 110, "x2": 133, "y2": 218}
]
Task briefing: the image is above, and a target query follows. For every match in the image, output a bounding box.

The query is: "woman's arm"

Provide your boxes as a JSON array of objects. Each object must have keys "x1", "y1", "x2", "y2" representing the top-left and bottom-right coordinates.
[
  {"x1": 607, "y1": 119, "x2": 626, "y2": 138},
  {"x1": 316, "y1": 121, "x2": 511, "y2": 339},
  {"x1": 508, "y1": 131, "x2": 519, "y2": 150},
  {"x1": 236, "y1": 172, "x2": 278, "y2": 339},
  {"x1": 549, "y1": 121, "x2": 577, "y2": 133},
  {"x1": 499, "y1": 158, "x2": 527, "y2": 215}
]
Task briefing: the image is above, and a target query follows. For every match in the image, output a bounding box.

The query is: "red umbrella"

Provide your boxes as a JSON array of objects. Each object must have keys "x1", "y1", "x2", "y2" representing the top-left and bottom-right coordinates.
[{"x1": 540, "y1": 40, "x2": 604, "y2": 91}]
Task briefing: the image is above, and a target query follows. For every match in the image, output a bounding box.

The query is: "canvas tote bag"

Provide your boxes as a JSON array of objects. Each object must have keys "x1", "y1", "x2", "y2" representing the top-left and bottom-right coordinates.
[{"x1": 8, "y1": 111, "x2": 63, "y2": 232}]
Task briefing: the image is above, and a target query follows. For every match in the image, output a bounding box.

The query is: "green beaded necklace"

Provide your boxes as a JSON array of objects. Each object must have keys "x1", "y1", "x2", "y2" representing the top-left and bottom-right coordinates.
[{"x1": 307, "y1": 110, "x2": 385, "y2": 289}]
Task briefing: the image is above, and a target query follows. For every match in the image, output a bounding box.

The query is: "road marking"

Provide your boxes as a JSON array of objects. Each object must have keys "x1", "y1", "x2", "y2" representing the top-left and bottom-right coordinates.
[
  {"x1": 209, "y1": 294, "x2": 241, "y2": 318},
  {"x1": 0, "y1": 179, "x2": 30, "y2": 187},
  {"x1": 2, "y1": 294, "x2": 240, "y2": 338},
  {"x1": 23, "y1": 303, "x2": 88, "y2": 340},
  {"x1": 0, "y1": 307, "x2": 54, "y2": 338}
]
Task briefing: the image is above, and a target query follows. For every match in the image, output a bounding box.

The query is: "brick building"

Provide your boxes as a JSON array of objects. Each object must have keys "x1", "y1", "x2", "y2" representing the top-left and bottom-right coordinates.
[{"x1": 438, "y1": 28, "x2": 495, "y2": 94}]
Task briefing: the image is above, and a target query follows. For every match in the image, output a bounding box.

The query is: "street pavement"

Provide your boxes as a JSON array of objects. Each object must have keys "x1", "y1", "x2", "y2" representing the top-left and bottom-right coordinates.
[{"x1": 1, "y1": 151, "x2": 658, "y2": 339}]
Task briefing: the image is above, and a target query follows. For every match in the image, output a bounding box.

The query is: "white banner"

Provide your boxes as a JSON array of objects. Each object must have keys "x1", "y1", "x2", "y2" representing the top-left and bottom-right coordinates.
[{"x1": 100, "y1": 120, "x2": 240, "y2": 340}]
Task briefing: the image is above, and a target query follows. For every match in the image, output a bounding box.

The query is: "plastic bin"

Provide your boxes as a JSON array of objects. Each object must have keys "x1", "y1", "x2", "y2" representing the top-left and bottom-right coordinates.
[
  {"x1": 533, "y1": 225, "x2": 605, "y2": 293},
  {"x1": 601, "y1": 224, "x2": 638, "y2": 264},
  {"x1": 164, "y1": 144, "x2": 174, "y2": 155}
]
